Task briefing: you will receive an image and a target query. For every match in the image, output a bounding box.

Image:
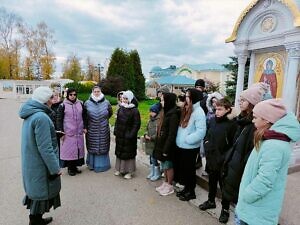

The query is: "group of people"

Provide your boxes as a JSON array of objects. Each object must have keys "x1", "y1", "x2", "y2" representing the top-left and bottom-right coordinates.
[
  {"x1": 142, "y1": 79, "x2": 300, "y2": 225},
  {"x1": 19, "y1": 85, "x2": 141, "y2": 225},
  {"x1": 19, "y1": 78, "x2": 300, "y2": 225}
]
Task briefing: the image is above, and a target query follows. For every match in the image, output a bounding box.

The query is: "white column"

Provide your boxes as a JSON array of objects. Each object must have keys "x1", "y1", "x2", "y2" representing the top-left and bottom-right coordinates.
[
  {"x1": 283, "y1": 45, "x2": 300, "y2": 112},
  {"x1": 234, "y1": 53, "x2": 248, "y2": 108},
  {"x1": 248, "y1": 51, "x2": 256, "y2": 88}
]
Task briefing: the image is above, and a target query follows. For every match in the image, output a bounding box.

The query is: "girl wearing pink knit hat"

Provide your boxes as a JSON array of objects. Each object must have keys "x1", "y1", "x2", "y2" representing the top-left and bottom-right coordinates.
[{"x1": 236, "y1": 99, "x2": 300, "y2": 225}]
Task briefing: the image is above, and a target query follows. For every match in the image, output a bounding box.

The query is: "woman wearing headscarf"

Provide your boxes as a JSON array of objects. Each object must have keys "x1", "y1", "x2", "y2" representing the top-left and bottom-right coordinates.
[
  {"x1": 84, "y1": 86, "x2": 113, "y2": 172},
  {"x1": 114, "y1": 90, "x2": 141, "y2": 179}
]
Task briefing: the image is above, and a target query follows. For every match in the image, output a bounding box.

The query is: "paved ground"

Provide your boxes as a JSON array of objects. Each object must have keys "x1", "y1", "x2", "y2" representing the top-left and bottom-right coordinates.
[
  {"x1": 1, "y1": 98, "x2": 299, "y2": 225},
  {"x1": 0, "y1": 98, "x2": 221, "y2": 225}
]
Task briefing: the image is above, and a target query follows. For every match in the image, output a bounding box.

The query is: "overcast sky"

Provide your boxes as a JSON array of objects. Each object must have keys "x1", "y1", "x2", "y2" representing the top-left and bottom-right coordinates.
[{"x1": 1, "y1": 0, "x2": 250, "y2": 77}]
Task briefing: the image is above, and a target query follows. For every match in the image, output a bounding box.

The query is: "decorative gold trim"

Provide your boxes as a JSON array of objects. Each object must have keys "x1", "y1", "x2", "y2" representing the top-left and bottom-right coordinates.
[{"x1": 226, "y1": 0, "x2": 300, "y2": 43}]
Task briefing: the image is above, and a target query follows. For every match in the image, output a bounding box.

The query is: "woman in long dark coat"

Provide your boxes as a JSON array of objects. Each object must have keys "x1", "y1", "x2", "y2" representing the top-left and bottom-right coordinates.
[
  {"x1": 114, "y1": 90, "x2": 141, "y2": 179},
  {"x1": 19, "y1": 87, "x2": 61, "y2": 225},
  {"x1": 85, "y1": 86, "x2": 113, "y2": 172}
]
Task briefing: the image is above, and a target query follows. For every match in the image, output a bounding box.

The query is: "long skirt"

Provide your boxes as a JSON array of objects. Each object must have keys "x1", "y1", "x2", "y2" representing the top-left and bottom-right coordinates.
[
  {"x1": 60, "y1": 158, "x2": 84, "y2": 168},
  {"x1": 23, "y1": 194, "x2": 61, "y2": 215},
  {"x1": 115, "y1": 157, "x2": 136, "y2": 174},
  {"x1": 86, "y1": 152, "x2": 111, "y2": 172}
]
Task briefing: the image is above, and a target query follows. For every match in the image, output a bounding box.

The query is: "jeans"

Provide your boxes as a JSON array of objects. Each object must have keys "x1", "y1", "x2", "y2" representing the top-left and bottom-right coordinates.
[{"x1": 150, "y1": 155, "x2": 159, "y2": 166}]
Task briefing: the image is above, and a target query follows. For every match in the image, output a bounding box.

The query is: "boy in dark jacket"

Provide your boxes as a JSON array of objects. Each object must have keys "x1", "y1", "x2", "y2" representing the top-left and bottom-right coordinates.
[
  {"x1": 199, "y1": 98, "x2": 237, "y2": 212},
  {"x1": 144, "y1": 103, "x2": 161, "y2": 181}
]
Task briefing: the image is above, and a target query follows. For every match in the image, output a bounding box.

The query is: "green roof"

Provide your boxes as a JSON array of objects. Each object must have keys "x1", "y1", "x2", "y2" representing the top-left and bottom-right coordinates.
[{"x1": 157, "y1": 75, "x2": 195, "y2": 85}]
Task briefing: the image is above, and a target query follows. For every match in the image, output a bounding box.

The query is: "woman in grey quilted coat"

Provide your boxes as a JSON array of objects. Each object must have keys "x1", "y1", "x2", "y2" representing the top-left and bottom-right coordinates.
[{"x1": 84, "y1": 86, "x2": 113, "y2": 172}]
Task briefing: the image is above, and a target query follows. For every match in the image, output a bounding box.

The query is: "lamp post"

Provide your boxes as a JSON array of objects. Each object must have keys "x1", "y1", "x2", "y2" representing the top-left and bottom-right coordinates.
[{"x1": 95, "y1": 63, "x2": 102, "y2": 84}]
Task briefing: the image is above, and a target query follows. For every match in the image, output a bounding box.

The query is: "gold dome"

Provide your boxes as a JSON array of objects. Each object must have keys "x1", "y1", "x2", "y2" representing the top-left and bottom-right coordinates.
[{"x1": 226, "y1": 0, "x2": 300, "y2": 43}]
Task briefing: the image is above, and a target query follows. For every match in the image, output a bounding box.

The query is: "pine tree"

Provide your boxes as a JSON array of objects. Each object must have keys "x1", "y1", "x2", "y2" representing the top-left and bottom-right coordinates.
[
  {"x1": 129, "y1": 50, "x2": 145, "y2": 100},
  {"x1": 223, "y1": 56, "x2": 250, "y2": 102},
  {"x1": 107, "y1": 48, "x2": 135, "y2": 91}
]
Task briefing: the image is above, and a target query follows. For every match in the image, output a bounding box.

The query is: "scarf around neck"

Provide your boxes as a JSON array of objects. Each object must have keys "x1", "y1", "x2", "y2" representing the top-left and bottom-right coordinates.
[{"x1": 91, "y1": 93, "x2": 104, "y2": 102}]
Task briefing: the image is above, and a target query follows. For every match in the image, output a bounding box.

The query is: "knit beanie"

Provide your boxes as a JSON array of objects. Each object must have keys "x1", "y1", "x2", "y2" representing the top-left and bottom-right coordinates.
[
  {"x1": 149, "y1": 103, "x2": 160, "y2": 114},
  {"x1": 253, "y1": 99, "x2": 287, "y2": 123},
  {"x1": 32, "y1": 86, "x2": 53, "y2": 104},
  {"x1": 187, "y1": 88, "x2": 203, "y2": 104},
  {"x1": 240, "y1": 86, "x2": 266, "y2": 105},
  {"x1": 123, "y1": 90, "x2": 134, "y2": 103},
  {"x1": 250, "y1": 82, "x2": 273, "y2": 101},
  {"x1": 195, "y1": 79, "x2": 205, "y2": 88}
]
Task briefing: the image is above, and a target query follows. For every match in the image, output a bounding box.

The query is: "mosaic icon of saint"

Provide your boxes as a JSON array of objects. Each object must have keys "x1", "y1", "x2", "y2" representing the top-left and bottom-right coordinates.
[{"x1": 259, "y1": 59, "x2": 277, "y2": 98}]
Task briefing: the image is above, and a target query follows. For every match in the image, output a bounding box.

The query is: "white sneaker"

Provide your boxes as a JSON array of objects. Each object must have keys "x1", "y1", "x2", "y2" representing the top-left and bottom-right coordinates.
[
  {"x1": 124, "y1": 173, "x2": 132, "y2": 179},
  {"x1": 159, "y1": 184, "x2": 174, "y2": 196},
  {"x1": 174, "y1": 182, "x2": 185, "y2": 192},
  {"x1": 155, "y1": 182, "x2": 167, "y2": 192},
  {"x1": 114, "y1": 171, "x2": 121, "y2": 176},
  {"x1": 175, "y1": 182, "x2": 185, "y2": 189}
]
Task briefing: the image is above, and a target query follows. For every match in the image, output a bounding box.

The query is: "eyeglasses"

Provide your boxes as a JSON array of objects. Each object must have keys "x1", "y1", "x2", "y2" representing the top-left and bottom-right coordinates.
[{"x1": 69, "y1": 93, "x2": 77, "y2": 96}]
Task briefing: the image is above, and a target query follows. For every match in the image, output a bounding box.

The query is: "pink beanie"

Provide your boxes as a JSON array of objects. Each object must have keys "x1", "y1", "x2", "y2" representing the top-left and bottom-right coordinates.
[
  {"x1": 253, "y1": 99, "x2": 287, "y2": 123},
  {"x1": 250, "y1": 82, "x2": 273, "y2": 100},
  {"x1": 240, "y1": 86, "x2": 266, "y2": 105}
]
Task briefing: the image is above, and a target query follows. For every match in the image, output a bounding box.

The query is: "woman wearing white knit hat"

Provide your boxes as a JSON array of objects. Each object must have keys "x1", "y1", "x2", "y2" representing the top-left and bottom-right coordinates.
[
  {"x1": 19, "y1": 86, "x2": 61, "y2": 225},
  {"x1": 236, "y1": 99, "x2": 300, "y2": 225}
]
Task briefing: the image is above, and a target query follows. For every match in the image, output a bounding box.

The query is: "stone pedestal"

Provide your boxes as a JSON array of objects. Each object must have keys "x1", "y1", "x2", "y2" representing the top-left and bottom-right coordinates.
[{"x1": 289, "y1": 141, "x2": 300, "y2": 174}]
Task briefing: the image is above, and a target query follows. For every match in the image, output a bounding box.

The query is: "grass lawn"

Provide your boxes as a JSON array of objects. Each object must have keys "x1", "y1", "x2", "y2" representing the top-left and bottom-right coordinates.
[{"x1": 109, "y1": 99, "x2": 159, "y2": 137}]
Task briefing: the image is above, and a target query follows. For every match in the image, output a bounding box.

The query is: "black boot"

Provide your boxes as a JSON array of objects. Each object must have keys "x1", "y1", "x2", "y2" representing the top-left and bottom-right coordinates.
[
  {"x1": 179, "y1": 191, "x2": 196, "y2": 201},
  {"x1": 219, "y1": 208, "x2": 230, "y2": 223},
  {"x1": 199, "y1": 200, "x2": 216, "y2": 210},
  {"x1": 74, "y1": 167, "x2": 82, "y2": 174},
  {"x1": 42, "y1": 217, "x2": 53, "y2": 224},
  {"x1": 176, "y1": 188, "x2": 187, "y2": 197},
  {"x1": 29, "y1": 214, "x2": 52, "y2": 225},
  {"x1": 29, "y1": 215, "x2": 39, "y2": 225},
  {"x1": 68, "y1": 169, "x2": 76, "y2": 176}
]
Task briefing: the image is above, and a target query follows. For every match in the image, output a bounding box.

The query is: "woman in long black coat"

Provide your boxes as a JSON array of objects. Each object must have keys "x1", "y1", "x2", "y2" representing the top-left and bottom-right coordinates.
[{"x1": 114, "y1": 90, "x2": 141, "y2": 179}]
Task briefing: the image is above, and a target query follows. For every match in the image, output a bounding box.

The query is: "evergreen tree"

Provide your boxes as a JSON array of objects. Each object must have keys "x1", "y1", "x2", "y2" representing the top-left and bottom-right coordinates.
[
  {"x1": 106, "y1": 48, "x2": 134, "y2": 91},
  {"x1": 129, "y1": 50, "x2": 145, "y2": 100},
  {"x1": 223, "y1": 56, "x2": 250, "y2": 103}
]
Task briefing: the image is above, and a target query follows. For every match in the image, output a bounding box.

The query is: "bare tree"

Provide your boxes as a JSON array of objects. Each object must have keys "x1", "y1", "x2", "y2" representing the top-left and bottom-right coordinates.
[
  {"x1": 0, "y1": 7, "x2": 23, "y2": 79},
  {"x1": 22, "y1": 21, "x2": 56, "y2": 80}
]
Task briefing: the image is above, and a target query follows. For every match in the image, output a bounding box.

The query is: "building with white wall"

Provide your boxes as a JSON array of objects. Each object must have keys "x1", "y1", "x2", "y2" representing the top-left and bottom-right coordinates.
[{"x1": 227, "y1": 0, "x2": 300, "y2": 167}]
